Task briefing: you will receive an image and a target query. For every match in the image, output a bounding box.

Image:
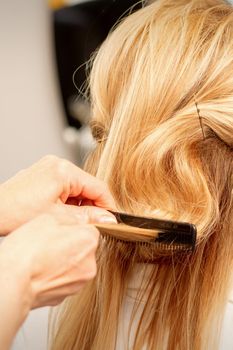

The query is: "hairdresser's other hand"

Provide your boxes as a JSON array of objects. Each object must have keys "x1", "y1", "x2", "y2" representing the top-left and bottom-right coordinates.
[
  {"x1": 0, "y1": 204, "x2": 115, "y2": 350},
  {"x1": 0, "y1": 204, "x2": 109, "y2": 310},
  {"x1": 0, "y1": 155, "x2": 115, "y2": 235}
]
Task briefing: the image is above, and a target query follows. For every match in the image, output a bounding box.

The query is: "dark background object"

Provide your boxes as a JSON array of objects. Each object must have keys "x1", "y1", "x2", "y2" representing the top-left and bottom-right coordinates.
[{"x1": 53, "y1": 0, "x2": 143, "y2": 129}]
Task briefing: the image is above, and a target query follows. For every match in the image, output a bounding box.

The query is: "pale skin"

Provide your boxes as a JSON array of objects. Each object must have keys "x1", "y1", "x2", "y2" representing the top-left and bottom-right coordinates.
[{"x1": 0, "y1": 155, "x2": 117, "y2": 350}]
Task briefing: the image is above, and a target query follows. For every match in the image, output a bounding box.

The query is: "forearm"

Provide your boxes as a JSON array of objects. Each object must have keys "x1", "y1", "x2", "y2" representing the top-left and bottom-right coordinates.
[
  {"x1": 0, "y1": 193, "x2": 10, "y2": 236},
  {"x1": 0, "y1": 182, "x2": 17, "y2": 235},
  {"x1": 0, "y1": 252, "x2": 32, "y2": 349}
]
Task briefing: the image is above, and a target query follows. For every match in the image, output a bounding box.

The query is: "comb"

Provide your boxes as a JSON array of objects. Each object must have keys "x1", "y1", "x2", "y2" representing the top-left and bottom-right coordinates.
[{"x1": 95, "y1": 211, "x2": 197, "y2": 252}]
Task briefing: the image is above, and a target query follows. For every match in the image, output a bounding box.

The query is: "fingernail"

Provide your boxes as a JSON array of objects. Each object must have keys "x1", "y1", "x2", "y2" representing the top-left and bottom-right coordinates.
[{"x1": 97, "y1": 215, "x2": 117, "y2": 224}]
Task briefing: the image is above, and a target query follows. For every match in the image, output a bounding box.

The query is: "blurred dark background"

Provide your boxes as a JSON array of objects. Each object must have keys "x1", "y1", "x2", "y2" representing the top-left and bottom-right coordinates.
[{"x1": 53, "y1": 0, "x2": 144, "y2": 129}]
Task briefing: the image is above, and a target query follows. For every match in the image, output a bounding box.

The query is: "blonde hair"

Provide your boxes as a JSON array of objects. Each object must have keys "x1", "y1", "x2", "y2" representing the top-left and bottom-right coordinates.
[{"x1": 50, "y1": 0, "x2": 233, "y2": 349}]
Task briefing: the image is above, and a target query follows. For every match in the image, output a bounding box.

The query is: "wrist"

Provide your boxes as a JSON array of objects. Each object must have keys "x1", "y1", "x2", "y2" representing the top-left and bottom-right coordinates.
[
  {"x1": 0, "y1": 251, "x2": 33, "y2": 349},
  {"x1": 0, "y1": 245, "x2": 33, "y2": 318}
]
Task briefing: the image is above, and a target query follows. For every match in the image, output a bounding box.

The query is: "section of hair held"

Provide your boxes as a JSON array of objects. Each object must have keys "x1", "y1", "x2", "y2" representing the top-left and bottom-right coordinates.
[{"x1": 49, "y1": 0, "x2": 233, "y2": 349}]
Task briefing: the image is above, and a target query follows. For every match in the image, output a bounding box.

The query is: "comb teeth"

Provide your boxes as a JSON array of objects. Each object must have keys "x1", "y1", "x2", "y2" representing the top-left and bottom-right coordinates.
[
  {"x1": 100, "y1": 235, "x2": 193, "y2": 254},
  {"x1": 156, "y1": 231, "x2": 196, "y2": 251}
]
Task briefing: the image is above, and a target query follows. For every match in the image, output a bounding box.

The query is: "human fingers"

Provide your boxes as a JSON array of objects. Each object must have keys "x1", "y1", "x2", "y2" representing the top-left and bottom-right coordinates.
[
  {"x1": 0, "y1": 213, "x2": 101, "y2": 310},
  {"x1": 32, "y1": 247, "x2": 96, "y2": 308},
  {"x1": 0, "y1": 155, "x2": 115, "y2": 236},
  {"x1": 32, "y1": 281, "x2": 85, "y2": 308},
  {"x1": 50, "y1": 204, "x2": 117, "y2": 225},
  {"x1": 28, "y1": 223, "x2": 99, "y2": 308},
  {"x1": 55, "y1": 158, "x2": 115, "y2": 208}
]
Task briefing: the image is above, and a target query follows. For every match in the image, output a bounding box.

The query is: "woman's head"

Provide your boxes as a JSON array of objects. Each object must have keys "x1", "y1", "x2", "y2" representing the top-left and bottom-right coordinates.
[
  {"x1": 51, "y1": 1, "x2": 233, "y2": 349},
  {"x1": 88, "y1": 0, "x2": 233, "y2": 237}
]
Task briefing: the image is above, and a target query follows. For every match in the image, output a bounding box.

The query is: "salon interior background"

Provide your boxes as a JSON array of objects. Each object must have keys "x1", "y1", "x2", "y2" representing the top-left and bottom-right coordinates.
[
  {"x1": 0, "y1": 1, "x2": 233, "y2": 350},
  {"x1": 0, "y1": 0, "x2": 143, "y2": 185}
]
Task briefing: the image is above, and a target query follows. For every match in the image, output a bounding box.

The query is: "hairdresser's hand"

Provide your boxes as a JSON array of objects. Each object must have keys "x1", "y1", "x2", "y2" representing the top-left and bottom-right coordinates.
[
  {"x1": 0, "y1": 204, "x2": 115, "y2": 350},
  {"x1": 0, "y1": 155, "x2": 115, "y2": 235},
  {"x1": 0, "y1": 204, "x2": 112, "y2": 309}
]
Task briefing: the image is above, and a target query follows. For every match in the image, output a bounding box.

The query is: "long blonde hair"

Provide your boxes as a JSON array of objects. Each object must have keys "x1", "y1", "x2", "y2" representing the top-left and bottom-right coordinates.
[{"x1": 50, "y1": 0, "x2": 233, "y2": 349}]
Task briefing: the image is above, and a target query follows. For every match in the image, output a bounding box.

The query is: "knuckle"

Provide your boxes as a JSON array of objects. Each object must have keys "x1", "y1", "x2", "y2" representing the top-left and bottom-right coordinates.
[
  {"x1": 41, "y1": 156, "x2": 70, "y2": 181},
  {"x1": 56, "y1": 159, "x2": 70, "y2": 178},
  {"x1": 41, "y1": 154, "x2": 59, "y2": 164}
]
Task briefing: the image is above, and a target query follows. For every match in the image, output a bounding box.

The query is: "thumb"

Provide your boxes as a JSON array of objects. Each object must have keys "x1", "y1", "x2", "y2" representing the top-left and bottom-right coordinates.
[{"x1": 64, "y1": 205, "x2": 118, "y2": 225}]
